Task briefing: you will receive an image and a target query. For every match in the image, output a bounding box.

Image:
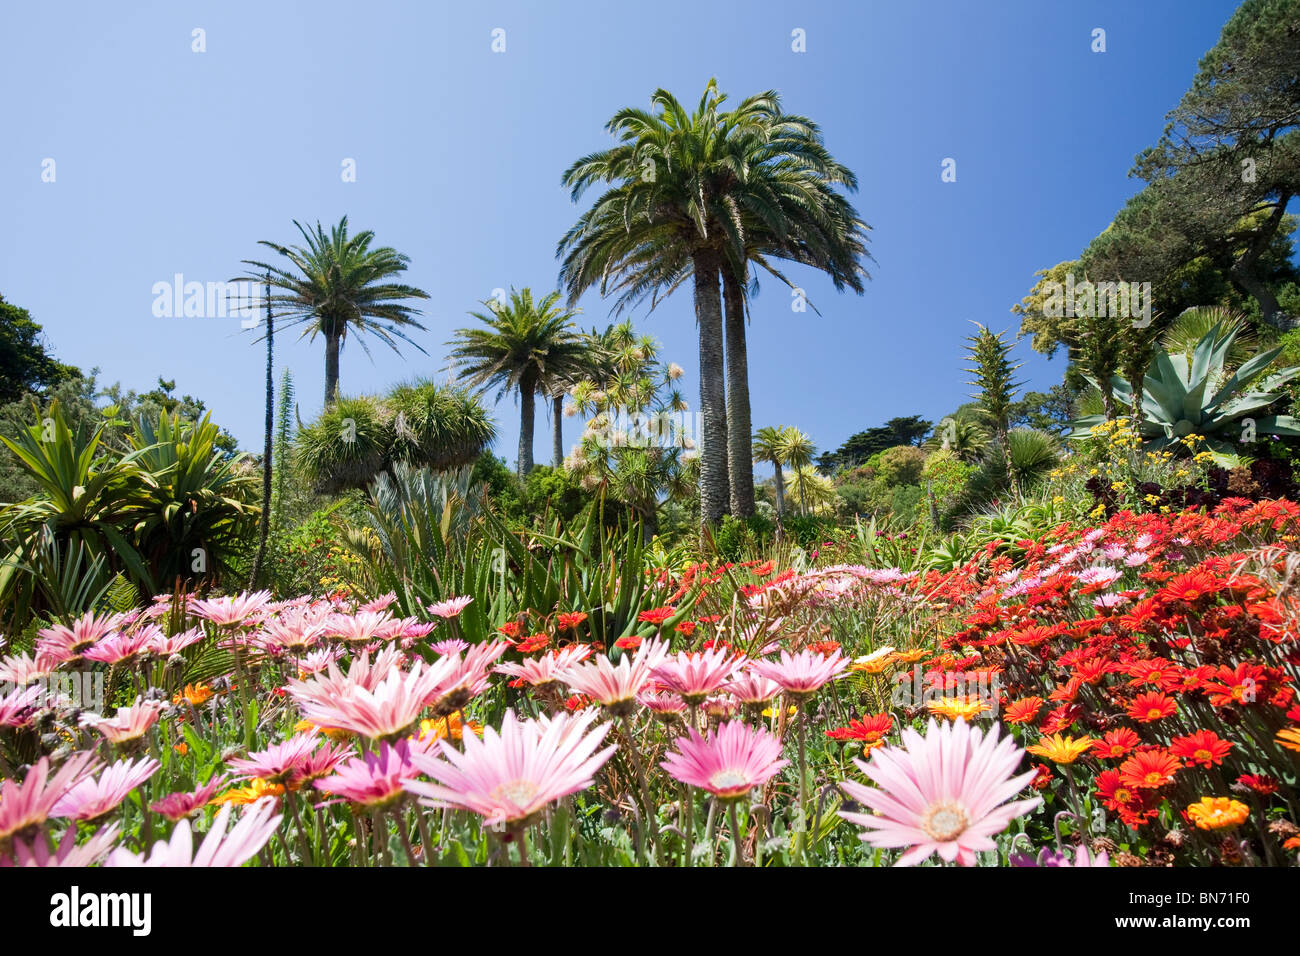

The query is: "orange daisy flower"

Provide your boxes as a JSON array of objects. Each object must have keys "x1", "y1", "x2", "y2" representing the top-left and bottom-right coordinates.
[
  {"x1": 1025, "y1": 732, "x2": 1094, "y2": 764},
  {"x1": 1186, "y1": 796, "x2": 1249, "y2": 831},
  {"x1": 1118, "y1": 749, "x2": 1181, "y2": 789},
  {"x1": 1127, "y1": 691, "x2": 1177, "y2": 723},
  {"x1": 1091, "y1": 728, "x2": 1140, "y2": 759},
  {"x1": 1276, "y1": 726, "x2": 1300, "y2": 752},
  {"x1": 1169, "y1": 730, "x2": 1233, "y2": 768},
  {"x1": 1003, "y1": 696, "x2": 1044, "y2": 725}
]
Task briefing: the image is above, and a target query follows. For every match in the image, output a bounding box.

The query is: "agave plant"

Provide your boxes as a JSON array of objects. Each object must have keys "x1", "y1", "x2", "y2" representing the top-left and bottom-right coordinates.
[
  {"x1": 1072, "y1": 320, "x2": 1300, "y2": 461},
  {"x1": 126, "y1": 410, "x2": 260, "y2": 587},
  {"x1": 0, "y1": 404, "x2": 155, "y2": 608}
]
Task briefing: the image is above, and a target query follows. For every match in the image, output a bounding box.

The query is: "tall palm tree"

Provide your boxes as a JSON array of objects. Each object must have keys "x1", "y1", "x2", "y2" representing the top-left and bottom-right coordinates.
[
  {"x1": 448, "y1": 288, "x2": 586, "y2": 475},
  {"x1": 242, "y1": 217, "x2": 429, "y2": 406},
  {"x1": 752, "y1": 426, "x2": 790, "y2": 517},
  {"x1": 778, "y1": 427, "x2": 816, "y2": 516},
  {"x1": 559, "y1": 83, "x2": 869, "y2": 525},
  {"x1": 559, "y1": 82, "x2": 771, "y2": 526},
  {"x1": 753, "y1": 425, "x2": 815, "y2": 519}
]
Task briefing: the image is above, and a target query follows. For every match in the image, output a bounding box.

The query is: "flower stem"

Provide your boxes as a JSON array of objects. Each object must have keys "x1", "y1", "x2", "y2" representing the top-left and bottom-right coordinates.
[{"x1": 727, "y1": 801, "x2": 743, "y2": 867}]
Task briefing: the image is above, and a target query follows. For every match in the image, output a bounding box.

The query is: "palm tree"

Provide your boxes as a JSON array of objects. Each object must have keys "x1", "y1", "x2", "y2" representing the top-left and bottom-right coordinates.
[
  {"x1": 241, "y1": 217, "x2": 429, "y2": 406},
  {"x1": 559, "y1": 82, "x2": 769, "y2": 526},
  {"x1": 779, "y1": 427, "x2": 816, "y2": 516},
  {"x1": 752, "y1": 426, "x2": 790, "y2": 517},
  {"x1": 448, "y1": 288, "x2": 586, "y2": 475},
  {"x1": 559, "y1": 84, "x2": 869, "y2": 525},
  {"x1": 752, "y1": 425, "x2": 815, "y2": 519}
]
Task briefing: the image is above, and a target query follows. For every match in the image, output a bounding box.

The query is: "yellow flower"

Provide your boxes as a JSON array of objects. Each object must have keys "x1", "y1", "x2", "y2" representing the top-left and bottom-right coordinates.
[
  {"x1": 173, "y1": 683, "x2": 214, "y2": 707},
  {"x1": 926, "y1": 695, "x2": 990, "y2": 720},
  {"x1": 1276, "y1": 726, "x2": 1300, "y2": 753},
  {"x1": 1186, "y1": 797, "x2": 1250, "y2": 831},
  {"x1": 1025, "y1": 732, "x2": 1094, "y2": 764},
  {"x1": 211, "y1": 778, "x2": 285, "y2": 806},
  {"x1": 417, "y1": 713, "x2": 483, "y2": 742},
  {"x1": 761, "y1": 704, "x2": 799, "y2": 718},
  {"x1": 851, "y1": 647, "x2": 898, "y2": 674},
  {"x1": 294, "y1": 718, "x2": 353, "y2": 742}
]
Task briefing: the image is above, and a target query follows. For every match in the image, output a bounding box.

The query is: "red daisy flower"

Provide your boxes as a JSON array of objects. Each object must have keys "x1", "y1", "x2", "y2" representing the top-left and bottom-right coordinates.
[
  {"x1": 1091, "y1": 728, "x2": 1140, "y2": 759},
  {"x1": 1169, "y1": 730, "x2": 1233, "y2": 768},
  {"x1": 1235, "y1": 773, "x2": 1279, "y2": 795},
  {"x1": 555, "y1": 612, "x2": 588, "y2": 632},
  {"x1": 1160, "y1": 569, "x2": 1220, "y2": 604},
  {"x1": 825, "y1": 713, "x2": 893, "y2": 743},
  {"x1": 515, "y1": 633, "x2": 550, "y2": 654},
  {"x1": 638, "y1": 607, "x2": 675, "y2": 626},
  {"x1": 1127, "y1": 691, "x2": 1177, "y2": 723},
  {"x1": 1003, "y1": 696, "x2": 1044, "y2": 725},
  {"x1": 1118, "y1": 748, "x2": 1181, "y2": 789}
]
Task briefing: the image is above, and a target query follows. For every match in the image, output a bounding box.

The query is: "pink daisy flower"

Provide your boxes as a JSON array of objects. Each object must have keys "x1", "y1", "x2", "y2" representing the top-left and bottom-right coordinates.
[
  {"x1": 326, "y1": 610, "x2": 399, "y2": 645},
  {"x1": 147, "y1": 626, "x2": 205, "y2": 656},
  {"x1": 81, "y1": 700, "x2": 163, "y2": 745},
  {"x1": 80, "y1": 628, "x2": 155, "y2": 665},
  {"x1": 253, "y1": 607, "x2": 331, "y2": 654},
  {"x1": 427, "y1": 596, "x2": 473, "y2": 619},
  {"x1": 0, "y1": 684, "x2": 40, "y2": 728},
  {"x1": 431, "y1": 638, "x2": 469, "y2": 656},
  {"x1": 149, "y1": 774, "x2": 229, "y2": 821},
  {"x1": 402, "y1": 709, "x2": 616, "y2": 831},
  {"x1": 495, "y1": 644, "x2": 591, "y2": 688},
  {"x1": 0, "y1": 651, "x2": 52, "y2": 686},
  {"x1": 52, "y1": 756, "x2": 160, "y2": 823},
  {"x1": 190, "y1": 590, "x2": 272, "y2": 628},
  {"x1": 1, "y1": 823, "x2": 121, "y2": 868},
  {"x1": 315, "y1": 740, "x2": 418, "y2": 809},
  {"x1": 559, "y1": 638, "x2": 670, "y2": 715},
  {"x1": 107, "y1": 800, "x2": 282, "y2": 867},
  {"x1": 638, "y1": 690, "x2": 687, "y2": 715},
  {"x1": 425, "y1": 641, "x2": 511, "y2": 716},
  {"x1": 293, "y1": 657, "x2": 457, "y2": 741},
  {"x1": 226, "y1": 733, "x2": 330, "y2": 785},
  {"x1": 747, "y1": 648, "x2": 849, "y2": 698},
  {"x1": 722, "y1": 672, "x2": 783, "y2": 704},
  {"x1": 838, "y1": 718, "x2": 1042, "y2": 867},
  {"x1": 661, "y1": 721, "x2": 789, "y2": 800},
  {"x1": 360, "y1": 593, "x2": 398, "y2": 613},
  {"x1": 35, "y1": 610, "x2": 123, "y2": 665},
  {"x1": 0, "y1": 752, "x2": 101, "y2": 845},
  {"x1": 652, "y1": 648, "x2": 744, "y2": 705}
]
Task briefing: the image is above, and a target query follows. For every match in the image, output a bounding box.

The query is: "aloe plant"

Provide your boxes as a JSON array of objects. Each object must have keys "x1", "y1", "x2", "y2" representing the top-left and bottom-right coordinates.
[{"x1": 1071, "y1": 320, "x2": 1300, "y2": 462}]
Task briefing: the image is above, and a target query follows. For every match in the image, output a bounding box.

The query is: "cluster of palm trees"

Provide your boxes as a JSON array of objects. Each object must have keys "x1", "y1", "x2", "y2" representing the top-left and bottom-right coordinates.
[
  {"x1": 243, "y1": 80, "x2": 869, "y2": 530},
  {"x1": 556, "y1": 80, "x2": 870, "y2": 526}
]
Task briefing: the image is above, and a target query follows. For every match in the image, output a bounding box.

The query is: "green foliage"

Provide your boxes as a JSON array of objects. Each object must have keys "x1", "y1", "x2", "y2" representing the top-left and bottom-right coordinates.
[
  {"x1": 816, "y1": 416, "x2": 931, "y2": 473},
  {"x1": 0, "y1": 403, "x2": 257, "y2": 628},
  {"x1": 295, "y1": 382, "x2": 495, "y2": 495},
  {"x1": 1071, "y1": 319, "x2": 1300, "y2": 462},
  {"x1": 0, "y1": 294, "x2": 79, "y2": 404},
  {"x1": 711, "y1": 513, "x2": 775, "y2": 562}
]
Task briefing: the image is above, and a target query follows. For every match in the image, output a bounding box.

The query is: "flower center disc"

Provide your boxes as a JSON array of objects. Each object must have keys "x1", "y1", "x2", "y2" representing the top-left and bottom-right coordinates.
[
  {"x1": 492, "y1": 779, "x2": 540, "y2": 810},
  {"x1": 920, "y1": 801, "x2": 969, "y2": 842},
  {"x1": 708, "y1": 769, "x2": 751, "y2": 794}
]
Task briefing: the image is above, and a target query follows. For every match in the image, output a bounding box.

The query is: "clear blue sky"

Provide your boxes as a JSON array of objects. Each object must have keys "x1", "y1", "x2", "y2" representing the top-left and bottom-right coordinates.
[{"x1": 0, "y1": 0, "x2": 1248, "y2": 470}]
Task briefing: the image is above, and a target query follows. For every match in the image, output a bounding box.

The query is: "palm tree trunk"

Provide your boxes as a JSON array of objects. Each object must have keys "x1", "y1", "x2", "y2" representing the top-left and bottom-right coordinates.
[
  {"x1": 324, "y1": 329, "x2": 341, "y2": 405},
  {"x1": 723, "y1": 270, "x2": 755, "y2": 518},
  {"x1": 692, "y1": 249, "x2": 729, "y2": 528},
  {"x1": 518, "y1": 381, "x2": 536, "y2": 476},
  {"x1": 773, "y1": 463, "x2": 786, "y2": 518},
  {"x1": 552, "y1": 393, "x2": 564, "y2": 468},
  {"x1": 247, "y1": 278, "x2": 273, "y2": 589}
]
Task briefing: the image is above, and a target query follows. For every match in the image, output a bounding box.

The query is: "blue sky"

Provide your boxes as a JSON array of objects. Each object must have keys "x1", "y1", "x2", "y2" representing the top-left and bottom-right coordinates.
[{"x1": 0, "y1": 0, "x2": 1248, "y2": 471}]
